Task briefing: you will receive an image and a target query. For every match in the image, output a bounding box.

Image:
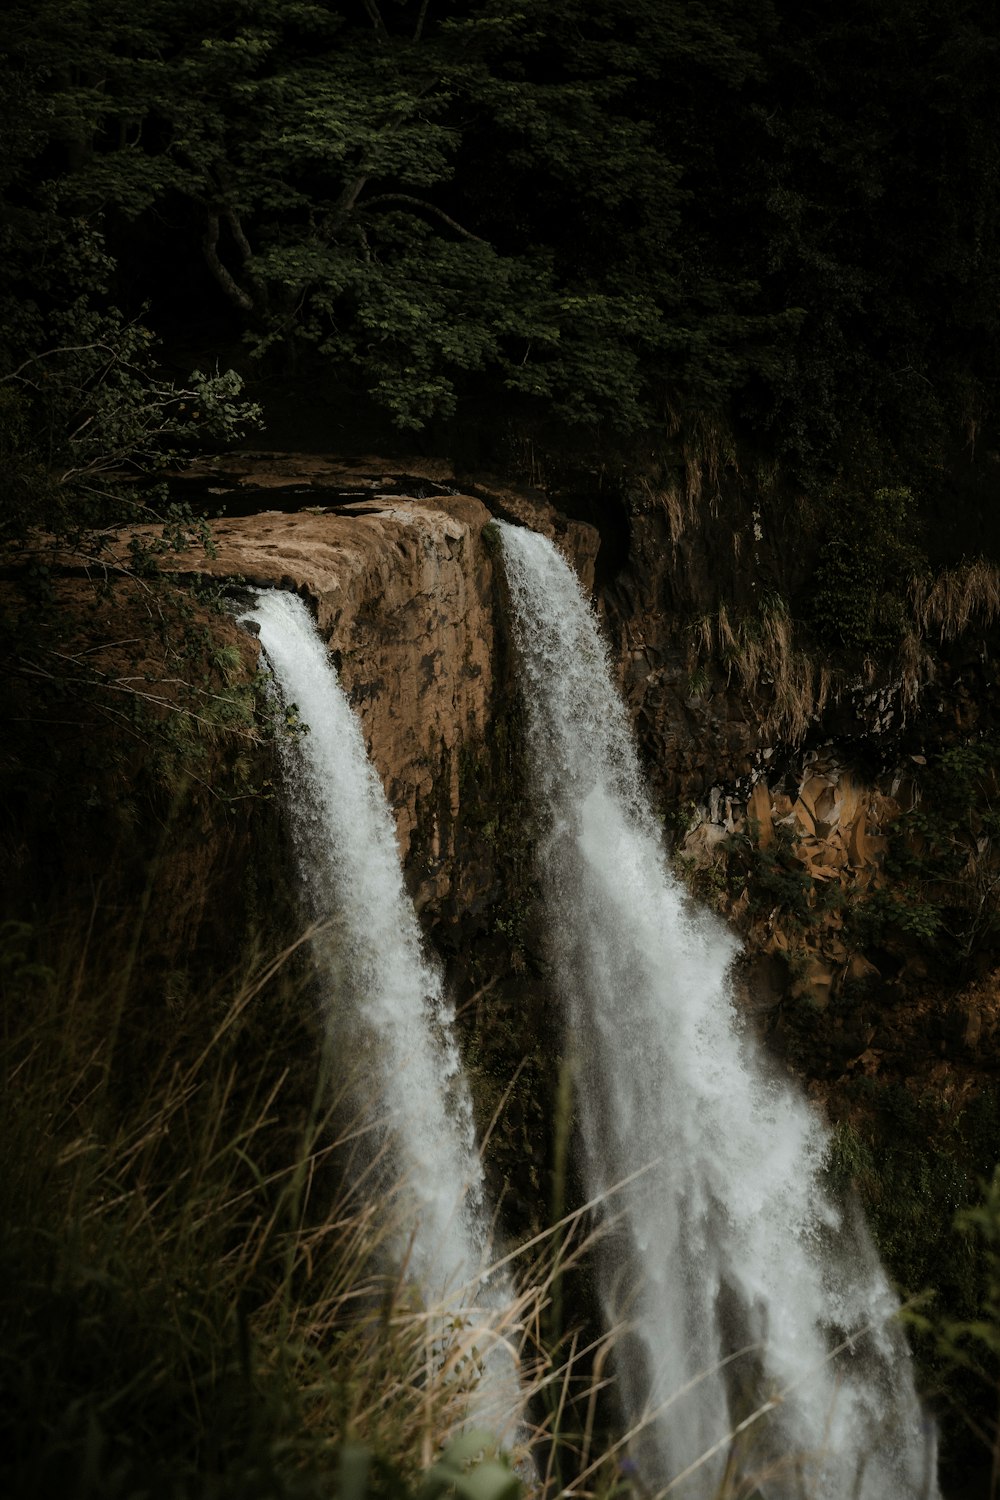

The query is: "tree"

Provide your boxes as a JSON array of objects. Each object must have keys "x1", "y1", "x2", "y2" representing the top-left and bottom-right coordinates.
[
  {"x1": 0, "y1": 36, "x2": 259, "y2": 547},
  {"x1": 0, "y1": 0, "x2": 795, "y2": 433},
  {"x1": 3, "y1": 0, "x2": 998, "y2": 502}
]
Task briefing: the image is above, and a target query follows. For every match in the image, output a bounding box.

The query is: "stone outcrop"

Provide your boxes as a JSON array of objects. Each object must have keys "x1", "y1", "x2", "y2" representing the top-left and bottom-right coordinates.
[
  {"x1": 177, "y1": 450, "x2": 601, "y2": 592},
  {"x1": 156, "y1": 456, "x2": 599, "y2": 919},
  {"x1": 676, "y1": 744, "x2": 1000, "y2": 1107},
  {"x1": 681, "y1": 754, "x2": 903, "y2": 1004},
  {"x1": 171, "y1": 493, "x2": 496, "y2": 915}
]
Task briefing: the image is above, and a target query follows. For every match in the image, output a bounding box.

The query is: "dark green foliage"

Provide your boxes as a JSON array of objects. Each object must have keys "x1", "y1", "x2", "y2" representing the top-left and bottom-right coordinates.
[
  {"x1": 847, "y1": 735, "x2": 1000, "y2": 970},
  {"x1": 934, "y1": 1165, "x2": 1000, "y2": 1473},
  {"x1": 828, "y1": 1088, "x2": 1000, "y2": 1492},
  {"x1": 6, "y1": 0, "x2": 674, "y2": 434},
  {"x1": 0, "y1": 28, "x2": 260, "y2": 549},
  {"x1": 828, "y1": 1088, "x2": 991, "y2": 1310},
  {"x1": 848, "y1": 887, "x2": 945, "y2": 949},
  {"x1": 809, "y1": 487, "x2": 925, "y2": 653},
  {"x1": 5, "y1": 0, "x2": 997, "y2": 499}
]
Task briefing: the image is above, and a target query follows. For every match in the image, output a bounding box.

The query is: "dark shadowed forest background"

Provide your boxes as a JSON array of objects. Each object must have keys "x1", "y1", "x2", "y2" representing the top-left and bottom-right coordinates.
[
  {"x1": 5, "y1": 4, "x2": 1000, "y2": 1500},
  {"x1": 3, "y1": 0, "x2": 999, "y2": 572}
]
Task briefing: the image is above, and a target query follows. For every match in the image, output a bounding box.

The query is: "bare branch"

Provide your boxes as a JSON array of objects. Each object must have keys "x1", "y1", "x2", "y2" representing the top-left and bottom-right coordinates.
[
  {"x1": 413, "y1": 0, "x2": 431, "y2": 43},
  {"x1": 328, "y1": 172, "x2": 370, "y2": 238},
  {"x1": 1, "y1": 341, "x2": 126, "y2": 386},
  {"x1": 361, "y1": 0, "x2": 389, "y2": 38},
  {"x1": 24, "y1": 650, "x2": 262, "y2": 743},
  {"x1": 363, "y1": 193, "x2": 487, "y2": 243},
  {"x1": 202, "y1": 212, "x2": 255, "y2": 313},
  {"x1": 222, "y1": 205, "x2": 268, "y2": 307}
]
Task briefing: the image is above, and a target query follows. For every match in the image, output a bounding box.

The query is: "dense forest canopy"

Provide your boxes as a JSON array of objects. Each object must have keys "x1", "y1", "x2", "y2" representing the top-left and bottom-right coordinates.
[{"x1": 1, "y1": 0, "x2": 999, "y2": 550}]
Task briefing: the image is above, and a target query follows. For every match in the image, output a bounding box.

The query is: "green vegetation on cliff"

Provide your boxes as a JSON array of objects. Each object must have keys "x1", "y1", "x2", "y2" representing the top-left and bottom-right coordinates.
[{"x1": 2, "y1": 1, "x2": 998, "y2": 511}]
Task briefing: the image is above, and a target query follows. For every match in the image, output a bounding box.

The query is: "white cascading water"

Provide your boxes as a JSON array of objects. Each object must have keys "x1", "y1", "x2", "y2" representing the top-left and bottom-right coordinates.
[
  {"x1": 242, "y1": 589, "x2": 522, "y2": 1441},
  {"x1": 497, "y1": 522, "x2": 938, "y2": 1500}
]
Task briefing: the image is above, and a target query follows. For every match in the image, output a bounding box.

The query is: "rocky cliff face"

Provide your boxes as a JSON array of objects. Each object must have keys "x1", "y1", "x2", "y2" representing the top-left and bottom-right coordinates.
[
  {"x1": 35, "y1": 450, "x2": 1000, "y2": 1111},
  {"x1": 162, "y1": 455, "x2": 598, "y2": 927},
  {"x1": 14, "y1": 451, "x2": 1000, "y2": 1407},
  {"x1": 153, "y1": 457, "x2": 1000, "y2": 1098},
  {"x1": 590, "y1": 478, "x2": 1000, "y2": 1123},
  {"x1": 201, "y1": 492, "x2": 496, "y2": 914}
]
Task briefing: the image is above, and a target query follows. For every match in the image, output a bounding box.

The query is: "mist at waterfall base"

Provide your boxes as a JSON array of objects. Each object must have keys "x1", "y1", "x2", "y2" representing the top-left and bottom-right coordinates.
[
  {"x1": 498, "y1": 522, "x2": 938, "y2": 1500},
  {"x1": 242, "y1": 588, "x2": 522, "y2": 1441}
]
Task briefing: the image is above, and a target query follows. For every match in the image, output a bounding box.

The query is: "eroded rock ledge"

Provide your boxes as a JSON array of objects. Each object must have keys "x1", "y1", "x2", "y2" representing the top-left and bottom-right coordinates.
[
  {"x1": 159, "y1": 456, "x2": 599, "y2": 919},
  {"x1": 36, "y1": 450, "x2": 1000, "y2": 1113},
  {"x1": 206, "y1": 494, "x2": 497, "y2": 913}
]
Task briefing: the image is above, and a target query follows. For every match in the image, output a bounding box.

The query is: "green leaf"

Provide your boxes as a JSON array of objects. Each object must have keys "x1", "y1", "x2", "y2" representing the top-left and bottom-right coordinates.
[
  {"x1": 337, "y1": 1442, "x2": 373, "y2": 1500},
  {"x1": 452, "y1": 1460, "x2": 521, "y2": 1500}
]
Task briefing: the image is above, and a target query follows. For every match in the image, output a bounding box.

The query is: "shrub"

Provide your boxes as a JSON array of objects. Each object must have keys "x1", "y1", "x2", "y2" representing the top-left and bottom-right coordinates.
[{"x1": 810, "y1": 486, "x2": 925, "y2": 654}]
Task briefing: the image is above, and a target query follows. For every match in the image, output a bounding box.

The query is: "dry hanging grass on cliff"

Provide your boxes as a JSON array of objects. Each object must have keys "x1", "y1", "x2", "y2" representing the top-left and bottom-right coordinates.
[
  {"x1": 692, "y1": 599, "x2": 834, "y2": 745},
  {"x1": 911, "y1": 560, "x2": 1000, "y2": 643}
]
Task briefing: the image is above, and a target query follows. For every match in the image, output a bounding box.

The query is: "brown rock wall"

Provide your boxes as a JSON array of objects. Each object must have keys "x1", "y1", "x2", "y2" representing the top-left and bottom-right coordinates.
[
  {"x1": 169, "y1": 495, "x2": 498, "y2": 913},
  {"x1": 141, "y1": 466, "x2": 598, "y2": 920},
  {"x1": 680, "y1": 754, "x2": 900, "y2": 1005}
]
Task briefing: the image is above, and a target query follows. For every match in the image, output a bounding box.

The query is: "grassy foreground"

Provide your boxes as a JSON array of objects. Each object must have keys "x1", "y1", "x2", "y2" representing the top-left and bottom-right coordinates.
[
  {"x1": 7, "y1": 911, "x2": 1000, "y2": 1500},
  {"x1": 0, "y1": 918, "x2": 627, "y2": 1500}
]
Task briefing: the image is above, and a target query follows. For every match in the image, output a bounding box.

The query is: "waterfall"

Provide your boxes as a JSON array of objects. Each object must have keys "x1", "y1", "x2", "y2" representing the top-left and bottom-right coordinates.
[
  {"x1": 242, "y1": 588, "x2": 522, "y2": 1441},
  {"x1": 497, "y1": 523, "x2": 938, "y2": 1500}
]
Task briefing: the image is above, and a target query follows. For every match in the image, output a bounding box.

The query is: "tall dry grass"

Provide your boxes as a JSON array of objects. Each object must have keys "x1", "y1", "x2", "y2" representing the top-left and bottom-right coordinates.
[
  {"x1": 910, "y1": 561, "x2": 1000, "y2": 644},
  {"x1": 688, "y1": 556, "x2": 1000, "y2": 746},
  {"x1": 0, "y1": 913, "x2": 926, "y2": 1500},
  {"x1": 694, "y1": 598, "x2": 835, "y2": 744},
  {"x1": 0, "y1": 917, "x2": 629, "y2": 1500}
]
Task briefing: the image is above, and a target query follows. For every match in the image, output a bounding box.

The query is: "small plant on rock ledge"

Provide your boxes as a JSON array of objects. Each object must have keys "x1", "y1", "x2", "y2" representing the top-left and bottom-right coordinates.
[
  {"x1": 809, "y1": 485, "x2": 926, "y2": 655},
  {"x1": 847, "y1": 735, "x2": 1000, "y2": 973},
  {"x1": 723, "y1": 823, "x2": 836, "y2": 936}
]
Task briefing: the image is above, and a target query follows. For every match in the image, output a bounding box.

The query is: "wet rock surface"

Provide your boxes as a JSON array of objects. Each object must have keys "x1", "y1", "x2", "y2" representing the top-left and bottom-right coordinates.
[
  {"x1": 37, "y1": 451, "x2": 1000, "y2": 1122},
  {"x1": 152, "y1": 455, "x2": 600, "y2": 926}
]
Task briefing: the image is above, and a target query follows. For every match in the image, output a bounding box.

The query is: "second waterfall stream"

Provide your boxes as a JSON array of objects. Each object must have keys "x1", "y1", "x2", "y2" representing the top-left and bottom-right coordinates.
[
  {"x1": 242, "y1": 588, "x2": 524, "y2": 1443},
  {"x1": 497, "y1": 521, "x2": 938, "y2": 1500}
]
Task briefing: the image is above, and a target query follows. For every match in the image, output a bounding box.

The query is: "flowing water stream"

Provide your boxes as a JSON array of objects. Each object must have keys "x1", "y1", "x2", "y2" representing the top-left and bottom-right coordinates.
[
  {"x1": 242, "y1": 588, "x2": 522, "y2": 1441},
  {"x1": 497, "y1": 522, "x2": 938, "y2": 1500}
]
